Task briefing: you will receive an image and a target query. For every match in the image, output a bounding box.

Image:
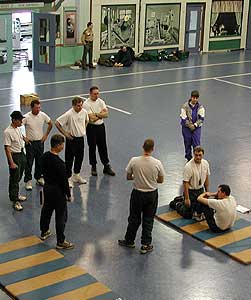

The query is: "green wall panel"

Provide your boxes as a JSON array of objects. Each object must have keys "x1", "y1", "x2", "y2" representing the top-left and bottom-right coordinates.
[
  {"x1": 55, "y1": 45, "x2": 83, "y2": 66},
  {"x1": 209, "y1": 39, "x2": 241, "y2": 51}
]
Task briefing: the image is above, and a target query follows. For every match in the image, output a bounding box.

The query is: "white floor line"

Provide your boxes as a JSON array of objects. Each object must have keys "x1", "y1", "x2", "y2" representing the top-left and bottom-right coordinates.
[
  {"x1": 106, "y1": 105, "x2": 132, "y2": 115},
  {"x1": 1, "y1": 71, "x2": 251, "y2": 109},
  {"x1": 214, "y1": 78, "x2": 251, "y2": 90},
  {"x1": 1, "y1": 59, "x2": 251, "y2": 91}
]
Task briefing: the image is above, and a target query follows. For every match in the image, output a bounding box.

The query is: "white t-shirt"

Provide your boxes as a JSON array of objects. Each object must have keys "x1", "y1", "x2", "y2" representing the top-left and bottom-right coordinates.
[
  {"x1": 126, "y1": 156, "x2": 165, "y2": 192},
  {"x1": 23, "y1": 111, "x2": 51, "y2": 141},
  {"x1": 4, "y1": 125, "x2": 24, "y2": 153},
  {"x1": 208, "y1": 196, "x2": 237, "y2": 230},
  {"x1": 84, "y1": 98, "x2": 107, "y2": 125},
  {"x1": 56, "y1": 108, "x2": 89, "y2": 137},
  {"x1": 183, "y1": 158, "x2": 210, "y2": 189}
]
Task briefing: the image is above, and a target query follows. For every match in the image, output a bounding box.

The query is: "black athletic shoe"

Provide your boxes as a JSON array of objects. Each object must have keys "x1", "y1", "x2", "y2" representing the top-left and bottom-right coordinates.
[
  {"x1": 40, "y1": 230, "x2": 52, "y2": 241},
  {"x1": 140, "y1": 244, "x2": 153, "y2": 254},
  {"x1": 118, "y1": 239, "x2": 135, "y2": 248},
  {"x1": 56, "y1": 240, "x2": 74, "y2": 250},
  {"x1": 103, "y1": 165, "x2": 116, "y2": 176}
]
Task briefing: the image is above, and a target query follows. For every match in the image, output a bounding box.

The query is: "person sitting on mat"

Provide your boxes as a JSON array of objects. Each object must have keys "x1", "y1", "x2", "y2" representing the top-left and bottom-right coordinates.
[
  {"x1": 174, "y1": 146, "x2": 210, "y2": 220},
  {"x1": 197, "y1": 184, "x2": 236, "y2": 232},
  {"x1": 114, "y1": 46, "x2": 133, "y2": 67}
]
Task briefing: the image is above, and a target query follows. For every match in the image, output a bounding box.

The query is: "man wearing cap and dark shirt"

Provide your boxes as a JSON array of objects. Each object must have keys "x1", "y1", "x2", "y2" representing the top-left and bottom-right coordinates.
[
  {"x1": 4, "y1": 111, "x2": 27, "y2": 211},
  {"x1": 40, "y1": 134, "x2": 74, "y2": 250},
  {"x1": 180, "y1": 90, "x2": 205, "y2": 161}
]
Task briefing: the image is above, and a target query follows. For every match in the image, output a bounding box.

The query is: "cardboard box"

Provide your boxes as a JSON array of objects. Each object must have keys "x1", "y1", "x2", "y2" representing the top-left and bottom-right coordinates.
[{"x1": 20, "y1": 93, "x2": 39, "y2": 106}]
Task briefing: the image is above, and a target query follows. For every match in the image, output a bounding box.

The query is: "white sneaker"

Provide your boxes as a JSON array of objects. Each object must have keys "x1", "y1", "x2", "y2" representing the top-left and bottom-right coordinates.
[
  {"x1": 72, "y1": 173, "x2": 87, "y2": 184},
  {"x1": 68, "y1": 177, "x2": 73, "y2": 188},
  {"x1": 18, "y1": 195, "x2": 27, "y2": 201},
  {"x1": 25, "y1": 180, "x2": 32, "y2": 191},
  {"x1": 13, "y1": 201, "x2": 23, "y2": 211},
  {"x1": 36, "y1": 177, "x2": 45, "y2": 186}
]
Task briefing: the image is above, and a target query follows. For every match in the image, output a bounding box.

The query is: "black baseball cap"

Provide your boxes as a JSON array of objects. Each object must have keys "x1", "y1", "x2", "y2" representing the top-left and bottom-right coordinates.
[{"x1": 10, "y1": 111, "x2": 24, "y2": 120}]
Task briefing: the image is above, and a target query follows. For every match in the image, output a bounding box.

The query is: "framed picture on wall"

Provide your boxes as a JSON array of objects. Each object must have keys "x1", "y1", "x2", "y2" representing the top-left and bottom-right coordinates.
[
  {"x1": 144, "y1": 4, "x2": 180, "y2": 47},
  {"x1": 210, "y1": 0, "x2": 243, "y2": 37},
  {"x1": 64, "y1": 9, "x2": 77, "y2": 45},
  {"x1": 100, "y1": 5, "x2": 136, "y2": 50}
]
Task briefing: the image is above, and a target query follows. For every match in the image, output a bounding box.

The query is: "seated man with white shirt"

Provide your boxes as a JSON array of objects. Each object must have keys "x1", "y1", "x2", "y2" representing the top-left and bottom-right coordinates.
[
  {"x1": 176, "y1": 146, "x2": 210, "y2": 219},
  {"x1": 197, "y1": 184, "x2": 236, "y2": 232}
]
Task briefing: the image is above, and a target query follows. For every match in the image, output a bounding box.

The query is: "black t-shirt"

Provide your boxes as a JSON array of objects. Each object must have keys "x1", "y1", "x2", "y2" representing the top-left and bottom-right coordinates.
[{"x1": 42, "y1": 151, "x2": 70, "y2": 198}]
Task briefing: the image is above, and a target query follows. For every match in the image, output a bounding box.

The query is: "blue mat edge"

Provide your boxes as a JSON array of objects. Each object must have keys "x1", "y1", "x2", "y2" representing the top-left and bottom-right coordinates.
[{"x1": 155, "y1": 206, "x2": 251, "y2": 265}]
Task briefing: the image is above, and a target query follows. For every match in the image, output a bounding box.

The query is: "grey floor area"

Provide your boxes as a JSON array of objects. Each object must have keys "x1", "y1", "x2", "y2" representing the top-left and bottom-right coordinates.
[{"x1": 0, "y1": 51, "x2": 251, "y2": 300}]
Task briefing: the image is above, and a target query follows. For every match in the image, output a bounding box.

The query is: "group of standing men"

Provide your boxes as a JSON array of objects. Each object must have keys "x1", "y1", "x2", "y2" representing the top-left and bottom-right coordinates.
[{"x1": 3, "y1": 86, "x2": 115, "y2": 248}]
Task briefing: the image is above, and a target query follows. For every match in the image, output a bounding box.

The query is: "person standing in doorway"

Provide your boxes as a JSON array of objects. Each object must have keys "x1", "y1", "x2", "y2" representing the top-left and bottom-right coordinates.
[
  {"x1": 40, "y1": 134, "x2": 74, "y2": 250},
  {"x1": 23, "y1": 99, "x2": 52, "y2": 191},
  {"x1": 180, "y1": 90, "x2": 205, "y2": 161},
  {"x1": 81, "y1": 21, "x2": 95, "y2": 70},
  {"x1": 118, "y1": 139, "x2": 165, "y2": 254},
  {"x1": 55, "y1": 97, "x2": 89, "y2": 188},
  {"x1": 84, "y1": 86, "x2": 115, "y2": 177},
  {"x1": 4, "y1": 111, "x2": 27, "y2": 211}
]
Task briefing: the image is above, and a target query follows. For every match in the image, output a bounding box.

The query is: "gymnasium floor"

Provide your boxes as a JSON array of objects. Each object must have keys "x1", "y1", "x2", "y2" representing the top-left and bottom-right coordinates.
[{"x1": 0, "y1": 50, "x2": 251, "y2": 300}]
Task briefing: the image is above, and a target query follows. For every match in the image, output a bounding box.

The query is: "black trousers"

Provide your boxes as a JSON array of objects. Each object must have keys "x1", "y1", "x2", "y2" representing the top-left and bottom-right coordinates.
[
  {"x1": 176, "y1": 188, "x2": 204, "y2": 219},
  {"x1": 40, "y1": 184, "x2": 67, "y2": 244},
  {"x1": 24, "y1": 140, "x2": 44, "y2": 182},
  {"x1": 82, "y1": 41, "x2": 93, "y2": 67},
  {"x1": 65, "y1": 136, "x2": 84, "y2": 178},
  {"x1": 86, "y1": 123, "x2": 109, "y2": 167},
  {"x1": 9, "y1": 151, "x2": 26, "y2": 202},
  {"x1": 201, "y1": 204, "x2": 229, "y2": 233},
  {"x1": 125, "y1": 189, "x2": 158, "y2": 245}
]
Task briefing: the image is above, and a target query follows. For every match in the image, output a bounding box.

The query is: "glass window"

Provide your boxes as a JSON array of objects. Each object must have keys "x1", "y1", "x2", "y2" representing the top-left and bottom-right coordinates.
[
  {"x1": 100, "y1": 5, "x2": 136, "y2": 50},
  {"x1": 210, "y1": 0, "x2": 243, "y2": 37},
  {"x1": 145, "y1": 4, "x2": 180, "y2": 47}
]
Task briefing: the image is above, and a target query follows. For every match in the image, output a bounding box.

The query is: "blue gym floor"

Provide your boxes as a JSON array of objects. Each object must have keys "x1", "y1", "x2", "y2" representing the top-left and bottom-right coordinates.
[{"x1": 0, "y1": 51, "x2": 251, "y2": 300}]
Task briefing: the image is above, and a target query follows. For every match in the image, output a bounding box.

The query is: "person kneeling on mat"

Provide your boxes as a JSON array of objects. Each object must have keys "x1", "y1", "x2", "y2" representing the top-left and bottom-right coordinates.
[
  {"x1": 173, "y1": 146, "x2": 210, "y2": 220},
  {"x1": 197, "y1": 184, "x2": 236, "y2": 232}
]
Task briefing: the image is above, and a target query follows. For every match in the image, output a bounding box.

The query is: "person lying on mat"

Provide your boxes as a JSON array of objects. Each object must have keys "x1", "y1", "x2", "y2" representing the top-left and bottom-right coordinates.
[{"x1": 197, "y1": 184, "x2": 236, "y2": 232}]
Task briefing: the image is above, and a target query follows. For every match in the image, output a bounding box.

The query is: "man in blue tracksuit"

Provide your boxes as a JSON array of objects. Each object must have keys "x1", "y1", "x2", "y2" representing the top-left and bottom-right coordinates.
[{"x1": 180, "y1": 90, "x2": 205, "y2": 161}]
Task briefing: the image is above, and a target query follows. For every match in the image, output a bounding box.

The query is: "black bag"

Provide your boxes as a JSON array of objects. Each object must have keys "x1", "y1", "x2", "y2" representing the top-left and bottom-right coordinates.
[
  {"x1": 169, "y1": 195, "x2": 193, "y2": 219},
  {"x1": 169, "y1": 195, "x2": 184, "y2": 210},
  {"x1": 98, "y1": 57, "x2": 114, "y2": 67}
]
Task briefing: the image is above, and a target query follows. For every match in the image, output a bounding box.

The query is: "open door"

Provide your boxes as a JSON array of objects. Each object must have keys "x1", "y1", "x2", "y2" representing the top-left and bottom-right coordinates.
[
  {"x1": 33, "y1": 13, "x2": 56, "y2": 71},
  {"x1": 0, "y1": 13, "x2": 12, "y2": 73}
]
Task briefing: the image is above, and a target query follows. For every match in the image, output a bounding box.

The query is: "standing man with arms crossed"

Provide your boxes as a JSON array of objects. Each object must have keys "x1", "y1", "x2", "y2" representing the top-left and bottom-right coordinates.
[
  {"x1": 40, "y1": 134, "x2": 74, "y2": 249},
  {"x1": 55, "y1": 97, "x2": 89, "y2": 188},
  {"x1": 4, "y1": 111, "x2": 27, "y2": 211},
  {"x1": 81, "y1": 21, "x2": 95, "y2": 70},
  {"x1": 84, "y1": 86, "x2": 115, "y2": 176},
  {"x1": 23, "y1": 99, "x2": 52, "y2": 190},
  {"x1": 118, "y1": 139, "x2": 165, "y2": 254},
  {"x1": 180, "y1": 90, "x2": 205, "y2": 161}
]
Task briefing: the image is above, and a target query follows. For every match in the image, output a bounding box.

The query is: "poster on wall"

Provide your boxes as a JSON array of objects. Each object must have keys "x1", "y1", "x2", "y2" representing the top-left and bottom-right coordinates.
[
  {"x1": 210, "y1": 0, "x2": 243, "y2": 37},
  {"x1": 64, "y1": 9, "x2": 76, "y2": 45},
  {"x1": 145, "y1": 4, "x2": 180, "y2": 47},
  {"x1": 100, "y1": 5, "x2": 136, "y2": 50}
]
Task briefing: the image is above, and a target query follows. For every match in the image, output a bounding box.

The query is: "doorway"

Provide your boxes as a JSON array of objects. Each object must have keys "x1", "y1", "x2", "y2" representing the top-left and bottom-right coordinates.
[
  {"x1": 185, "y1": 4, "x2": 205, "y2": 53},
  {"x1": 12, "y1": 11, "x2": 32, "y2": 71},
  {"x1": 0, "y1": 13, "x2": 12, "y2": 73}
]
